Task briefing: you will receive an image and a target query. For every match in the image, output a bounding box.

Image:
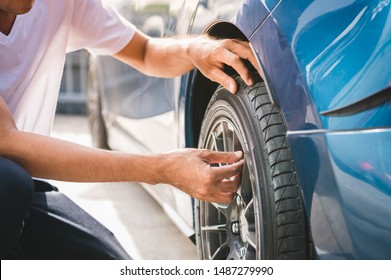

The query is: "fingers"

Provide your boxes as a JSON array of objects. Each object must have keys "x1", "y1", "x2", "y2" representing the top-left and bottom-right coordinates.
[
  {"x1": 191, "y1": 36, "x2": 258, "y2": 94},
  {"x1": 203, "y1": 174, "x2": 242, "y2": 203},
  {"x1": 199, "y1": 149, "x2": 244, "y2": 192},
  {"x1": 220, "y1": 40, "x2": 254, "y2": 85},
  {"x1": 207, "y1": 67, "x2": 239, "y2": 93},
  {"x1": 212, "y1": 159, "x2": 244, "y2": 181},
  {"x1": 226, "y1": 39, "x2": 260, "y2": 79},
  {"x1": 218, "y1": 172, "x2": 242, "y2": 192},
  {"x1": 169, "y1": 149, "x2": 244, "y2": 204},
  {"x1": 211, "y1": 39, "x2": 257, "y2": 93},
  {"x1": 200, "y1": 149, "x2": 243, "y2": 164},
  {"x1": 202, "y1": 161, "x2": 243, "y2": 203},
  {"x1": 206, "y1": 49, "x2": 251, "y2": 93}
]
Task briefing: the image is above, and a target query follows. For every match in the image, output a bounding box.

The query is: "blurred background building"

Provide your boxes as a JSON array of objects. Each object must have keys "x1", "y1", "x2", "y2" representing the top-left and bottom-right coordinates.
[{"x1": 57, "y1": 50, "x2": 89, "y2": 114}]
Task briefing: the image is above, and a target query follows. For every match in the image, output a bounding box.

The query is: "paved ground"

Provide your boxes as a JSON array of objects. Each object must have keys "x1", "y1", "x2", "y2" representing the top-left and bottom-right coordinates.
[{"x1": 51, "y1": 114, "x2": 197, "y2": 260}]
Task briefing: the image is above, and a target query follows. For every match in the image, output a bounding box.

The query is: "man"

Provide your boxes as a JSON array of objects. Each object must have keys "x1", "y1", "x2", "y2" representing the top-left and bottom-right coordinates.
[{"x1": 0, "y1": 0, "x2": 257, "y2": 259}]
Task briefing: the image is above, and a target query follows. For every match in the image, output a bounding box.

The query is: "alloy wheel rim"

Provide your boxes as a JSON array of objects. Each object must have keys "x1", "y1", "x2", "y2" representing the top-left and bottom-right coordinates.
[{"x1": 200, "y1": 117, "x2": 258, "y2": 260}]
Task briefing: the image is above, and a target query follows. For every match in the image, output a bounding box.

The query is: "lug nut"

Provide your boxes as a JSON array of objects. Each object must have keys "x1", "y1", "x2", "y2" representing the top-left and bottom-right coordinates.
[{"x1": 231, "y1": 221, "x2": 240, "y2": 235}]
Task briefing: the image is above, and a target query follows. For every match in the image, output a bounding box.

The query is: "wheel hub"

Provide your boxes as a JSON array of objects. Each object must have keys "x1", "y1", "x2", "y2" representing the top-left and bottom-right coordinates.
[{"x1": 230, "y1": 195, "x2": 249, "y2": 243}]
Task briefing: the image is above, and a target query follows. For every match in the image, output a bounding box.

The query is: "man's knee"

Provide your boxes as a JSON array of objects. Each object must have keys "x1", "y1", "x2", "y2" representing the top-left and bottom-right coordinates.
[
  {"x1": 0, "y1": 157, "x2": 34, "y2": 257},
  {"x1": 0, "y1": 157, "x2": 34, "y2": 203}
]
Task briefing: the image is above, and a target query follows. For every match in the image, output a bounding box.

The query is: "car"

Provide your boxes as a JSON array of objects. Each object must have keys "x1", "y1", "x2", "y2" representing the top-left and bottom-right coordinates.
[{"x1": 88, "y1": 0, "x2": 391, "y2": 260}]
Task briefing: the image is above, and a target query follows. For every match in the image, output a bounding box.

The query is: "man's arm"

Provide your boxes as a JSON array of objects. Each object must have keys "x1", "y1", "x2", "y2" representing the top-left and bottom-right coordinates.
[
  {"x1": 113, "y1": 31, "x2": 258, "y2": 93},
  {"x1": 0, "y1": 98, "x2": 243, "y2": 203}
]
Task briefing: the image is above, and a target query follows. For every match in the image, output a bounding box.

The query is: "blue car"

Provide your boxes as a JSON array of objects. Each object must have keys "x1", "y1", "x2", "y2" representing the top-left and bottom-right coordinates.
[{"x1": 88, "y1": 0, "x2": 391, "y2": 259}]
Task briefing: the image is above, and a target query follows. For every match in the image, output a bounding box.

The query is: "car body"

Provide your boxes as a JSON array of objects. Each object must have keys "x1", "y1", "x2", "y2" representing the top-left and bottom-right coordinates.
[{"x1": 88, "y1": 0, "x2": 391, "y2": 259}]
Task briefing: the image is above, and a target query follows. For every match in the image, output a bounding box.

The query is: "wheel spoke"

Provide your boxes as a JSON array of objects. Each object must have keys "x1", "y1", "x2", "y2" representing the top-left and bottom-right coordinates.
[
  {"x1": 211, "y1": 202, "x2": 229, "y2": 216},
  {"x1": 243, "y1": 199, "x2": 256, "y2": 249},
  {"x1": 201, "y1": 224, "x2": 226, "y2": 232},
  {"x1": 226, "y1": 245, "x2": 235, "y2": 260},
  {"x1": 209, "y1": 132, "x2": 223, "y2": 167},
  {"x1": 211, "y1": 199, "x2": 235, "y2": 216},
  {"x1": 244, "y1": 198, "x2": 254, "y2": 215},
  {"x1": 233, "y1": 130, "x2": 241, "y2": 152},
  {"x1": 209, "y1": 132, "x2": 217, "y2": 151},
  {"x1": 212, "y1": 131, "x2": 224, "y2": 152},
  {"x1": 211, "y1": 242, "x2": 229, "y2": 260},
  {"x1": 246, "y1": 231, "x2": 257, "y2": 249},
  {"x1": 222, "y1": 122, "x2": 233, "y2": 152},
  {"x1": 231, "y1": 130, "x2": 237, "y2": 152}
]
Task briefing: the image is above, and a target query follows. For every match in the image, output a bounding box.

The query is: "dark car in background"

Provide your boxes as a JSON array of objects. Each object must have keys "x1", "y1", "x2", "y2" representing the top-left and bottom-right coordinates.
[{"x1": 88, "y1": 0, "x2": 391, "y2": 259}]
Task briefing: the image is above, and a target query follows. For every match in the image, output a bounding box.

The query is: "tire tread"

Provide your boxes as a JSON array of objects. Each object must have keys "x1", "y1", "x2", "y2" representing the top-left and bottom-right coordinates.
[{"x1": 238, "y1": 76, "x2": 308, "y2": 260}]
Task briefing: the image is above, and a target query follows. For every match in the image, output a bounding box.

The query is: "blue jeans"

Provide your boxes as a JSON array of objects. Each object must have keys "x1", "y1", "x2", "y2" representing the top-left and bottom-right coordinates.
[{"x1": 0, "y1": 157, "x2": 130, "y2": 259}]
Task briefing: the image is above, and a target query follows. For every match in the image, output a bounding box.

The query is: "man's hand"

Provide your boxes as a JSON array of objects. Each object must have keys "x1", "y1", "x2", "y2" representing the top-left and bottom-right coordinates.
[
  {"x1": 188, "y1": 36, "x2": 259, "y2": 93},
  {"x1": 161, "y1": 149, "x2": 244, "y2": 203}
]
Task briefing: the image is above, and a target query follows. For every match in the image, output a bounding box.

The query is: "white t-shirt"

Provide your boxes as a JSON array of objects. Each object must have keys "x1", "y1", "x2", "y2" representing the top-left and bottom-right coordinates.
[{"x1": 0, "y1": 0, "x2": 136, "y2": 135}]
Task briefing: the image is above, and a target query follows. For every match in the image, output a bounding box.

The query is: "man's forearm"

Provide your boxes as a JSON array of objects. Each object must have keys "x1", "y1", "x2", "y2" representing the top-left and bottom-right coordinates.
[
  {"x1": 0, "y1": 126, "x2": 244, "y2": 203},
  {"x1": 114, "y1": 31, "x2": 195, "y2": 78},
  {"x1": 114, "y1": 30, "x2": 257, "y2": 93},
  {"x1": 143, "y1": 36, "x2": 196, "y2": 77},
  {"x1": 0, "y1": 96, "x2": 243, "y2": 203},
  {"x1": 2, "y1": 128, "x2": 166, "y2": 184}
]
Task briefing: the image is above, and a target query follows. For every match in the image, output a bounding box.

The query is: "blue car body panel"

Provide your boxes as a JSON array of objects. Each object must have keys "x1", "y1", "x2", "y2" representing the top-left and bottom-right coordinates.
[
  {"x1": 234, "y1": 0, "x2": 276, "y2": 38},
  {"x1": 236, "y1": 0, "x2": 391, "y2": 259},
  {"x1": 326, "y1": 130, "x2": 391, "y2": 259},
  {"x1": 273, "y1": 0, "x2": 391, "y2": 130}
]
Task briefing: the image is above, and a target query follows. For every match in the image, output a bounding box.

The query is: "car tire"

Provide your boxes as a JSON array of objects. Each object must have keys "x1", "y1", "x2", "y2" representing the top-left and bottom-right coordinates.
[{"x1": 195, "y1": 76, "x2": 309, "y2": 259}]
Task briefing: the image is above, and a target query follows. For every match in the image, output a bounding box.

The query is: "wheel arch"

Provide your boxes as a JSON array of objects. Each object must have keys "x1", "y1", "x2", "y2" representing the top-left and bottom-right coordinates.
[{"x1": 186, "y1": 20, "x2": 266, "y2": 148}]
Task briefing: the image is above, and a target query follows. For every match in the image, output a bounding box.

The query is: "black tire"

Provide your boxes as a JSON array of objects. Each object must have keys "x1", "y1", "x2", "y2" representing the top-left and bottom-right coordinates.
[
  {"x1": 87, "y1": 63, "x2": 109, "y2": 150},
  {"x1": 195, "y1": 76, "x2": 309, "y2": 259}
]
